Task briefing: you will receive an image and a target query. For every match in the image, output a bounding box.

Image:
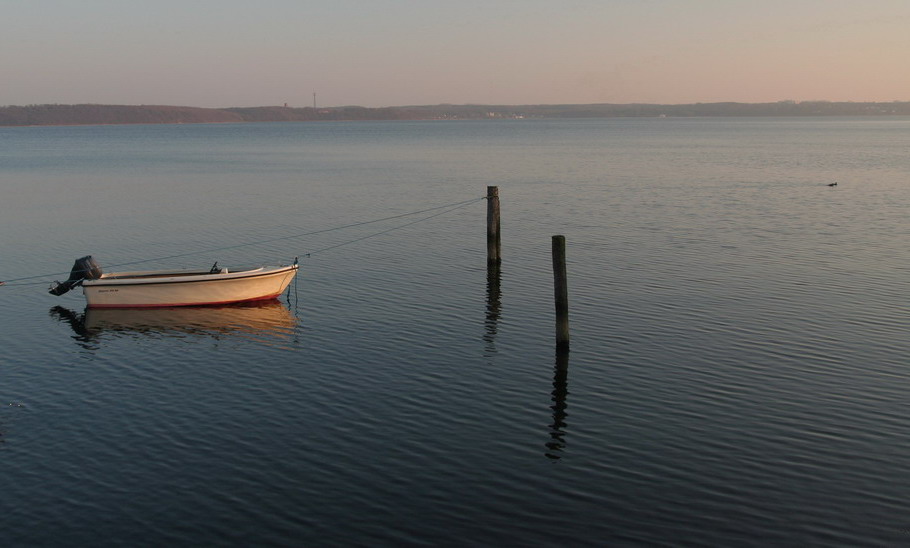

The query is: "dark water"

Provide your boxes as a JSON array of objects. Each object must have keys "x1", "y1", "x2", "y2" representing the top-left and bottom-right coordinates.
[{"x1": 1, "y1": 118, "x2": 909, "y2": 546}]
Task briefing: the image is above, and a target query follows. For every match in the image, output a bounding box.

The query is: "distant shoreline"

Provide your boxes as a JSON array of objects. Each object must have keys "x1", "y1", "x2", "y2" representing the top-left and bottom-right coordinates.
[{"x1": 2, "y1": 101, "x2": 909, "y2": 127}]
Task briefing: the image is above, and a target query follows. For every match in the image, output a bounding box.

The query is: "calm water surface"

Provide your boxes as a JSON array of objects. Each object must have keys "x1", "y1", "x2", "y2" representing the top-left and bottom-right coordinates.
[{"x1": 1, "y1": 118, "x2": 909, "y2": 546}]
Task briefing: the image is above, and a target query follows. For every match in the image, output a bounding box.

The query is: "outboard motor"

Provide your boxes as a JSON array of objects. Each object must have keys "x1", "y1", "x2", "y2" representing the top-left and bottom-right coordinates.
[{"x1": 49, "y1": 256, "x2": 103, "y2": 296}]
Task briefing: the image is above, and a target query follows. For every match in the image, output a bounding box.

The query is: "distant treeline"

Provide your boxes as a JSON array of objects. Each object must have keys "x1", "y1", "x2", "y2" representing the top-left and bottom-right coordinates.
[{"x1": 2, "y1": 101, "x2": 909, "y2": 126}]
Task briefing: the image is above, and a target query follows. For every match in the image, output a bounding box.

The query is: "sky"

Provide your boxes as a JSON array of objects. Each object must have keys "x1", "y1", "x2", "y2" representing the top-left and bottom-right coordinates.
[{"x1": 2, "y1": 0, "x2": 909, "y2": 108}]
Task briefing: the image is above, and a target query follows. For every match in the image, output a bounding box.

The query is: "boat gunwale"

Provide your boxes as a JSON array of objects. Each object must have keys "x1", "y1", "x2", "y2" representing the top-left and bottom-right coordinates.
[{"x1": 84, "y1": 265, "x2": 297, "y2": 288}]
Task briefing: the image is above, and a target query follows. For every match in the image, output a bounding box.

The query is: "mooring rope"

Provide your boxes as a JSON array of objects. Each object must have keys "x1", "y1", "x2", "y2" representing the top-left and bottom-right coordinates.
[
  {"x1": 0, "y1": 195, "x2": 486, "y2": 287},
  {"x1": 303, "y1": 195, "x2": 483, "y2": 257}
]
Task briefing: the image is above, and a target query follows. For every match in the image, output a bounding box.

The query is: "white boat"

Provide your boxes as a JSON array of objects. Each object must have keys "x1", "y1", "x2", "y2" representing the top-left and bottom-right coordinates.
[{"x1": 49, "y1": 256, "x2": 298, "y2": 308}]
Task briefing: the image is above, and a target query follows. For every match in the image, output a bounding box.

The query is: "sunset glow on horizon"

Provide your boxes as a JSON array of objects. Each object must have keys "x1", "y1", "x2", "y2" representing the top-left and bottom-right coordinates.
[{"x1": 3, "y1": 0, "x2": 909, "y2": 108}]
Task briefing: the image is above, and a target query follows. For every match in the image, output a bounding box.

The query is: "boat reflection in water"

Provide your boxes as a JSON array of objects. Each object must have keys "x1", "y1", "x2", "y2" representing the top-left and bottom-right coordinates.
[{"x1": 51, "y1": 300, "x2": 298, "y2": 348}]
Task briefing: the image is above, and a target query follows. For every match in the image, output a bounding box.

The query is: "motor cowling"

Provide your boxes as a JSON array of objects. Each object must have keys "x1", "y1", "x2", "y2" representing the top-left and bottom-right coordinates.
[{"x1": 49, "y1": 256, "x2": 103, "y2": 296}]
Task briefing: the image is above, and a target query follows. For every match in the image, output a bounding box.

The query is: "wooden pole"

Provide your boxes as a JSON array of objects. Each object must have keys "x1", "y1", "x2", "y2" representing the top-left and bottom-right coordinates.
[
  {"x1": 487, "y1": 186, "x2": 501, "y2": 264},
  {"x1": 552, "y1": 235, "x2": 570, "y2": 351}
]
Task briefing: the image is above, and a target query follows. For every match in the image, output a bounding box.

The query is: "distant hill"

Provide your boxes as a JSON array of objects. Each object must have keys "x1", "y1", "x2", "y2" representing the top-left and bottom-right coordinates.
[
  {"x1": 2, "y1": 101, "x2": 909, "y2": 126},
  {"x1": 0, "y1": 104, "x2": 244, "y2": 126}
]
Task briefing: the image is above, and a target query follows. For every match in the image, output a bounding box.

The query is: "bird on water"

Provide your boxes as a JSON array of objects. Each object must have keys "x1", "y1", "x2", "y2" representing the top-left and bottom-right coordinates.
[{"x1": 827, "y1": 182, "x2": 838, "y2": 186}]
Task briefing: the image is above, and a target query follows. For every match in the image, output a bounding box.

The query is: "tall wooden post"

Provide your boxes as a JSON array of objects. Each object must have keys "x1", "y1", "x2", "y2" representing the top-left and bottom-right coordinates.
[
  {"x1": 552, "y1": 235, "x2": 570, "y2": 351},
  {"x1": 487, "y1": 186, "x2": 501, "y2": 264}
]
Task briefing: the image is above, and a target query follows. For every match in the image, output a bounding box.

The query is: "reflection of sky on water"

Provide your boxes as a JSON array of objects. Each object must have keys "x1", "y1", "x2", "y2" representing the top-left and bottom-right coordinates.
[
  {"x1": 0, "y1": 402, "x2": 26, "y2": 449},
  {"x1": 50, "y1": 300, "x2": 299, "y2": 350},
  {"x1": 5, "y1": 119, "x2": 910, "y2": 546}
]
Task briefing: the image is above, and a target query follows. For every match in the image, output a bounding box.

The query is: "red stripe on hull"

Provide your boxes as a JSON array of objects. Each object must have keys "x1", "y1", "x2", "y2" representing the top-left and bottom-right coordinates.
[{"x1": 86, "y1": 292, "x2": 283, "y2": 309}]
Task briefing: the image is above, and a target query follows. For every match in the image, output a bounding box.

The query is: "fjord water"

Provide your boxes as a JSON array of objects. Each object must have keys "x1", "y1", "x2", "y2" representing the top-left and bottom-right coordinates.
[{"x1": 1, "y1": 118, "x2": 908, "y2": 545}]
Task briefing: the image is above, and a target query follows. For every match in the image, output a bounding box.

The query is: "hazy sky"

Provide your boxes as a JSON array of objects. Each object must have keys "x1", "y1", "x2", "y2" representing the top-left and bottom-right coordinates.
[{"x1": 3, "y1": 0, "x2": 909, "y2": 108}]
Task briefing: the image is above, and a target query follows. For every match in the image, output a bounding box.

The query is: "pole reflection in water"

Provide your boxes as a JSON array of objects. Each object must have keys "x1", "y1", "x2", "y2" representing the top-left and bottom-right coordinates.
[
  {"x1": 545, "y1": 350, "x2": 570, "y2": 460},
  {"x1": 50, "y1": 300, "x2": 299, "y2": 349},
  {"x1": 484, "y1": 262, "x2": 502, "y2": 356}
]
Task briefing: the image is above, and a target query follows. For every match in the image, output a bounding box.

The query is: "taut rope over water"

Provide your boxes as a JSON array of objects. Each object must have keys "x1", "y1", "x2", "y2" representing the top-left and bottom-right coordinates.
[{"x1": 0, "y1": 195, "x2": 487, "y2": 287}]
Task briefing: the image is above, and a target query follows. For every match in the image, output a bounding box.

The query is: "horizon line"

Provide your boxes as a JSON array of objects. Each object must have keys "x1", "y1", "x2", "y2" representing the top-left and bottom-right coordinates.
[{"x1": 4, "y1": 99, "x2": 910, "y2": 110}]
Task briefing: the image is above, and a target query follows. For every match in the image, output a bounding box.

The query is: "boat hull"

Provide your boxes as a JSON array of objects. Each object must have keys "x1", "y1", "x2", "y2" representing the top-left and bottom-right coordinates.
[{"x1": 82, "y1": 265, "x2": 298, "y2": 308}]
